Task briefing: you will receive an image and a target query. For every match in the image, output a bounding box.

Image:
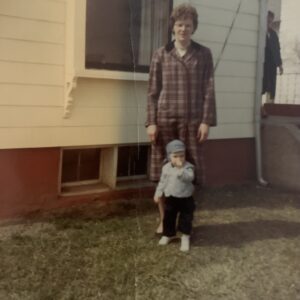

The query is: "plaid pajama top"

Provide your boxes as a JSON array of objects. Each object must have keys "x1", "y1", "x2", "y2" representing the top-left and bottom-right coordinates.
[{"x1": 147, "y1": 40, "x2": 217, "y2": 126}]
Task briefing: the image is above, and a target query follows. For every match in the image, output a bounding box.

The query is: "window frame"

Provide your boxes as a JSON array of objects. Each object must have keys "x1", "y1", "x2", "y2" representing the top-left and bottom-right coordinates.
[
  {"x1": 59, "y1": 145, "x2": 118, "y2": 193},
  {"x1": 116, "y1": 144, "x2": 150, "y2": 178},
  {"x1": 61, "y1": 147, "x2": 102, "y2": 185},
  {"x1": 70, "y1": 0, "x2": 172, "y2": 81}
]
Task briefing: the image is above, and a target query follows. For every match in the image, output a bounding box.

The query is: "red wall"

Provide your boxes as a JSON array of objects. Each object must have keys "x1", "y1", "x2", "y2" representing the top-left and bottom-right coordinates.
[
  {"x1": 204, "y1": 138, "x2": 256, "y2": 186},
  {"x1": 0, "y1": 148, "x2": 60, "y2": 218}
]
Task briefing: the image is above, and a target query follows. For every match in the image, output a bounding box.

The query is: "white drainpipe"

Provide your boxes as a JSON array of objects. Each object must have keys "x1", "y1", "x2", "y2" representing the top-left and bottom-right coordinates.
[{"x1": 254, "y1": 0, "x2": 268, "y2": 185}]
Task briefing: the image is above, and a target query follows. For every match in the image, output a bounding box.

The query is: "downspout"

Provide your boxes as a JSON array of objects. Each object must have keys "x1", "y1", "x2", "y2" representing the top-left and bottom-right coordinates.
[{"x1": 254, "y1": 0, "x2": 268, "y2": 185}]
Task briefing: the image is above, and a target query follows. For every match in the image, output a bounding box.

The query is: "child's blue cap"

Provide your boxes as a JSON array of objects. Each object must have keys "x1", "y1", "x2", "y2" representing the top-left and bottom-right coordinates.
[{"x1": 166, "y1": 140, "x2": 185, "y2": 159}]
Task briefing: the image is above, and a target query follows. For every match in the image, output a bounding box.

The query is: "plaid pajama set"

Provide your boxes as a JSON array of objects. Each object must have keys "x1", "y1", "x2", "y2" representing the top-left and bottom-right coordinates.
[{"x1": 146, "y1": 40, "x2": 217, "y2": 184}]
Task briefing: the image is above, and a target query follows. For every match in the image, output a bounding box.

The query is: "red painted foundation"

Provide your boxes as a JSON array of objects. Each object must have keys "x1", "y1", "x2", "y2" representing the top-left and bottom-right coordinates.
[
  {"x1": 263, "y1": 103, "x2": 300, "y2": 117},
  {"x1": 0, "y1": 148, "x2": 60, "y2": 218},
  {"x1": 204, "y1": 138, "x2": 256, "y2": 186},
  {"x1": 0, "y1": 138, "x2": 256, "y2": 219}
]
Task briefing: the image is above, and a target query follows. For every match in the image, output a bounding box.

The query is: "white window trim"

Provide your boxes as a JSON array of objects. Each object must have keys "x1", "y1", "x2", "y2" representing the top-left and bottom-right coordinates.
[
  {"x1": 72, "y1": 0, "x2": 149, "y2": 82},
  {"x1": 59, "y1": 145, "x2": 118, "y2": 194},
  {"x1": 63, "y1": 0, "x2": 149, "y2": 118}
]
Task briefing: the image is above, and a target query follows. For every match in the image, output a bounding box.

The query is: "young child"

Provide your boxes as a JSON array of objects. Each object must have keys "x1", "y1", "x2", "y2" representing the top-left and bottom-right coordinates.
[{"x1": 154, "y1": 139, "x2": 195, "y2": 252}]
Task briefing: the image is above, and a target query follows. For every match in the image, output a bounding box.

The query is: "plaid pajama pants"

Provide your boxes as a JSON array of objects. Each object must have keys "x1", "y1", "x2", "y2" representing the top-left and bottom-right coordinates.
[{"x1": 149, "y1": 119, "x2": 205, "y2": 186}]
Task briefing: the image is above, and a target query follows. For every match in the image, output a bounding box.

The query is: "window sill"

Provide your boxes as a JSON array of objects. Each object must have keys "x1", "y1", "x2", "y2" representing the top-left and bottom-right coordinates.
[
  {"x1": 64, "y1": 69, "x2": 149, "y2": 118},
  {"x1": 77, "y1": 69, "x2": 149, "y2": 81}
]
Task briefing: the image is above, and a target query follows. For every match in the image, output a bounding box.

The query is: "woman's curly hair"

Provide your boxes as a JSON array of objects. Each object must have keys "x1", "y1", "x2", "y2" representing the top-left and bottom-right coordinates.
[{"x1": 169, "y1": 4, "x2": 198, "y2": 33}]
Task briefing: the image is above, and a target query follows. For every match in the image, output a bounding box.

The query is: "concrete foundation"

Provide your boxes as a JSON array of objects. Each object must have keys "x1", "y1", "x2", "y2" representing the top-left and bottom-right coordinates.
[{"x1": 262, "y1": 117, "x2": 300, "y2": 191}]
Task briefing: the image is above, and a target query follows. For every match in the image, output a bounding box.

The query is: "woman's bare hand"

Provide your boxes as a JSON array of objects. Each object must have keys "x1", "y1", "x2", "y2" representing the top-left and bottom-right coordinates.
[
  {"x1": 147, "y1": 125, "x2": 158, "y2": 143},
  {"x1": 197, "y1": 123, "x2": 209, "y2": 143}
]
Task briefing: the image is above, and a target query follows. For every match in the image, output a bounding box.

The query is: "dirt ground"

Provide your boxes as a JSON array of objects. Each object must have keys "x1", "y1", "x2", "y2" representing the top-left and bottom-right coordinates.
[{"x1": 0, "y1": 184, "x2": 299, "y2": 300}]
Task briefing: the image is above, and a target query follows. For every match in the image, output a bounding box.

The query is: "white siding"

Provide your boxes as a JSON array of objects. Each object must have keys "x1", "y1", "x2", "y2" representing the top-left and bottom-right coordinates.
[
  {"x1": 0, "y1": 61, "x2": 64, "y2": 86},
  {"x1": 0, "y1": 84, "x2": 63, "y2": 107},
  {"x1": 180, "y1": 0, "x2": 259, "y2": 140},
  {"x1": 0, "y1": 126, "x2": 144, "y2": 148},
  {"x1": 0, "y1": 39, "x2": 64, "y2": 65},
  {"x1": 0, "y1": 0, "x2": 66, "y2": 149},
  {"x1": 0, "y1": 15, "x2": 64, "y2": 43},
  {"x1": 0, "y1": 0, "x2": 261, "y2": 149},
  {"x1": 0, "y1": 0, "x2": 65, "y2": 22}
]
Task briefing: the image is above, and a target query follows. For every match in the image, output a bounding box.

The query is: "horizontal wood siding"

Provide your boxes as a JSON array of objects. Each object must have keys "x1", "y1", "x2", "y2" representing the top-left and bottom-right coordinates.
[
  {"x1": 189, "y1": 0, "x2": 259, "y2": 14},
  {"x1": 0, "y1": 61, "x2": 64, "y2": 86},
  {"x1": 0, "y1": 126, "x2": 146, "y2": 148},
  {"x1": 0, "y1": 39, "x2": 64, "y2": 65},
  {"x1": 0, "y1": 0, "x2": 66, "y2": 148},
  {"x1": 216, "y1": 92, "x2": 254, "y2": 108},
  {"x1": 187, "y1": 0, "x2": 259, "y2": 142},
  {"x1": 0, "y1": 0, "x2": 259, "y2": 149},
  {"x1": 0, "y1": 84, "x2": 63, "y2": 106},
  {"x1": 0, "y1": 123, "x2": 254, "y2": 149},
  {"x1": 0, "y1": 16, "x2": 64, "y2": 43},
  {"x1": 193, "y1": 6, "x2": 258, "y2": 30},
  {"x1": 0, "y1": 106, "x2": 253, "y2": 128},
  {"x1": 0, "y1": 0, "x2": 65, "y2": 22}
]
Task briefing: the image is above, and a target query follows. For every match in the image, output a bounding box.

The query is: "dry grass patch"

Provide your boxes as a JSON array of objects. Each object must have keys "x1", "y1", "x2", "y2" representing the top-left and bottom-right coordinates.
[{"x1": 0, "y1": 185, "x2": 299, "y2": 299}]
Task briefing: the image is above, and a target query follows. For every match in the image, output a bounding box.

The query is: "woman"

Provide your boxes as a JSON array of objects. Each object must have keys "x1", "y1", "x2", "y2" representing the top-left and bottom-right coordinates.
[{"x1": 146, "y1": 4, "x2": 217, "y2": 234}]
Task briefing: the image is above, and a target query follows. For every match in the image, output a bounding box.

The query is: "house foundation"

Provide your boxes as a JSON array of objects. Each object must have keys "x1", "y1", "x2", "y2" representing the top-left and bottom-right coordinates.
[{"x1": 0, "y1": 138, "x2": 256, "y2": 219}]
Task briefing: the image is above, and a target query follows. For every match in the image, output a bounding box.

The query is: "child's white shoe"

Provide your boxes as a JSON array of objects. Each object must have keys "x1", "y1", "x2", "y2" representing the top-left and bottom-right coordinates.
[
  {"x1": 158, "y1": 236, "x2": 171, "y2": 245},
  {"x1": 180, "y1": 234, "x2": 190, "y2": 252}
]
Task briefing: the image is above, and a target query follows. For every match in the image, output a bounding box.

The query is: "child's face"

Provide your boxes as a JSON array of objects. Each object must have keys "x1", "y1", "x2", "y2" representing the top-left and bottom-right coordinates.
[{"x1": 170, "y1": 151, "x2": 186, "y2": 167}]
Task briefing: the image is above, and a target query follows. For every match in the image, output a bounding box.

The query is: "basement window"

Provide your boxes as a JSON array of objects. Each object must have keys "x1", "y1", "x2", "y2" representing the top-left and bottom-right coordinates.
[
  {"x1": 61, "y1": 148, "x2": 101, "y2": 183},
  {"x1": 60, "y1": 145, "x2": 151, "y2": 195},
  {"x1": 60, "y1": 147, "x2": 118, "y2": 195},
  {"x1": 117, "y1": 145, "x2": 149, "y2": 178}
]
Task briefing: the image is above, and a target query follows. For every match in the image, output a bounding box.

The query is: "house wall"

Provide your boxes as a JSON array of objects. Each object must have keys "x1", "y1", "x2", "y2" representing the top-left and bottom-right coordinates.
[
  {"x1": 0, "y1": 0, "x2": 65, "y2": 149},
  {"x1": 0, "y1": 139, "x2": 256, "y2": 218},
  {"x1": 0, "y1": 0, "x2": 261, "y2": 217},
  {"x1": 185, "y1": 0, "x2": 259, "y2": 139},
  {"x1": 0, "y1": 0, "x2": 260, "y2": 149}
]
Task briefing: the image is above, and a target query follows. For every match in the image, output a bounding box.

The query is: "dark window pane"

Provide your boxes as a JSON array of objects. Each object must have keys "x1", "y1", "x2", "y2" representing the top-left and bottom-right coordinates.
[
  {"x1": 117, "y1": 147, "x2": 131, "y2": 177},
  {"x1": 62, "y1": 149, "x2": 80, "y2": 182},
  {"x1": 86, "y1": 0, "x2": 171, "y2": 72},
  {"x1": 117, "y1": 145, "x2": 149, "y2": 177},
  {"x1": 61, "y1": 148, "x2": 101, "y2": 183},
  {"x1": 79, "y1": 149, "x2": 101, "y2": 181}
]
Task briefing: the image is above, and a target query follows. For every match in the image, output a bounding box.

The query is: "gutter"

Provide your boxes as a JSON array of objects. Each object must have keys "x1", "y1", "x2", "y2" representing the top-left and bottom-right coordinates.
[{"x1": 254, "y1": 0, "x2": 268, "y2": 185}]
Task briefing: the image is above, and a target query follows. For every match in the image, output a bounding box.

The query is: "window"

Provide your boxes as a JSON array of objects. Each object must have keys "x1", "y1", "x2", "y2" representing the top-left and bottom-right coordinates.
[
  {"x1": 60, "y1": 147, "x2": 119, "y2": 194},
  {"x1": 61, "y1": 148, "x2": 101, "y2": 183},
  {"x1": 117, "y1": 145, "x2": 149, "y2": 177},
  {"x1": 85, "y1": 0, "x2": 171, "y2": 72}
]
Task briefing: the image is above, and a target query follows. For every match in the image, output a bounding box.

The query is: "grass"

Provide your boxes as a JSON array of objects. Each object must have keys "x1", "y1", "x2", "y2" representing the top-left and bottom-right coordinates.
[{"x1": 0, "y1": 184, "x2": 299, "y2": 300}]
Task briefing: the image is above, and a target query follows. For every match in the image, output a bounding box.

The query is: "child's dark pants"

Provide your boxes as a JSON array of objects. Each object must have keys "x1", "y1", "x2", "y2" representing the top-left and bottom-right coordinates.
[{"x1": 163, "y1": 196, "x2": 195, "y2": 237}]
